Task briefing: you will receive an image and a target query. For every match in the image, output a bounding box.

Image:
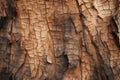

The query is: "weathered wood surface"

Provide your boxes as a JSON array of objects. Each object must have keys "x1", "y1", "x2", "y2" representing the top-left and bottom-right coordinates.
[{"x1": 0, "y1": 0, "x2": 120, "y2": 80}]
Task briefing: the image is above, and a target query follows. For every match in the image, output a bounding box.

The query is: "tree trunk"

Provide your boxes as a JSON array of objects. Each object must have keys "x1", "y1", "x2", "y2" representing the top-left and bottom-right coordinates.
[{"x1": 0, "y1": 0, "x2": 120, "y2": 80}]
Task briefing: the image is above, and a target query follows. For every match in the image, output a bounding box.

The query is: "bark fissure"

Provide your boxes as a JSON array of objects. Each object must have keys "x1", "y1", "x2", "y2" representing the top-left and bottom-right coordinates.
[{"x1": 0, "y1": 0, "x2": 120, "y2": 80}]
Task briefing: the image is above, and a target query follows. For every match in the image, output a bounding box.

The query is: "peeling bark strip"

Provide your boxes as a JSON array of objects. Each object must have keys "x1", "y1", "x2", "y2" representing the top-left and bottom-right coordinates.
[{"x1": 0, "y1": 0, "x2": 120, "y2": 80}]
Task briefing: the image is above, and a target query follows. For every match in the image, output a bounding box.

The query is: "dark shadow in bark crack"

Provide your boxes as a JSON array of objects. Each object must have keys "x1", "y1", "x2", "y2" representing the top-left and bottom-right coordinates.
[
  {"x1": 0, "y1": 67, "x2": 13, "y2": 80},
  {"x1": 6, "y1": 0, "x2": 18, "y2": 19},
  {"x1": 55, "y1": 54, "x2": 69, "y2": 80},
  {"x1": 0, "y1": 16, "x2": 9, "y2": 29}
]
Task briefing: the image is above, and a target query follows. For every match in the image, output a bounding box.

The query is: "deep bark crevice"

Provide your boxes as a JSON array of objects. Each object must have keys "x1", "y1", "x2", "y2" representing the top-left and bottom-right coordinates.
[{"x1": 0, "y1": 0, "x2": 120, "y2": 80}]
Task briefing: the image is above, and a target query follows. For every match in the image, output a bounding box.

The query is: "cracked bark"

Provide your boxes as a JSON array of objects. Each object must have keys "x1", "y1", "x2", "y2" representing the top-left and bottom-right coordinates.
[{"x1": 0, "y1": 0, "x2": 120, "y2": 80}]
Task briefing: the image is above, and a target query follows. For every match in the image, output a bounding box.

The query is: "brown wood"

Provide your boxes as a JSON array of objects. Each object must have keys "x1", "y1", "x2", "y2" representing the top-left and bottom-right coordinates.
[{"x1": 0, "y1": 0, "x2": 120, "y2": 80}]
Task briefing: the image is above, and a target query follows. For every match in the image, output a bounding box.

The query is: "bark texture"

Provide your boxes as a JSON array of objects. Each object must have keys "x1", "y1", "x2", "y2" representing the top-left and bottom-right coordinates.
[{"x1": 0, "y1": 0, "x2": 120, "y2": 80}]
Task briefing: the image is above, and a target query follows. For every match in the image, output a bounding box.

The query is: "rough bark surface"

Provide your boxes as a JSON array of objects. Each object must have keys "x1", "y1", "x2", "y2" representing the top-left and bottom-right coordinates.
[{"x1": 0, "y1": 0, "x2": 120, "y2": 80}]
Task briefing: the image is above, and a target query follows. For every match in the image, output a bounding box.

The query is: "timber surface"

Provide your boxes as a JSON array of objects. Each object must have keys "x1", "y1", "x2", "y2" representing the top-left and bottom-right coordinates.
[{"x1": 0, "y1": 0, "x2": 120, "y2": 80}]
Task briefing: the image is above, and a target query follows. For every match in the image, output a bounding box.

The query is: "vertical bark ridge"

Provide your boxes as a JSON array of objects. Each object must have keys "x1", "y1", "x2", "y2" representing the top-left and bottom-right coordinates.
[{"x1": 0, "y1": 0, "x2": 120, "y2": 80}]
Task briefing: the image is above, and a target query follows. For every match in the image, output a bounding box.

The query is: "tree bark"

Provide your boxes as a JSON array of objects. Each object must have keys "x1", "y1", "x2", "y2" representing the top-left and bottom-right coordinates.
[{"x1": 0, "y1": 0, "x2": 120, "y2": 80}]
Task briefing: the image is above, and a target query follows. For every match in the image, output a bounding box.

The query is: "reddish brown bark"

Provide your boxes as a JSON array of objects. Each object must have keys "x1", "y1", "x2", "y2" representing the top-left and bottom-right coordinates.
[{"x1": 0, "y1": 0, "x2": 120, "y2": 80}]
